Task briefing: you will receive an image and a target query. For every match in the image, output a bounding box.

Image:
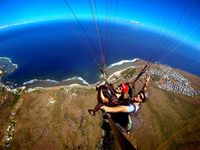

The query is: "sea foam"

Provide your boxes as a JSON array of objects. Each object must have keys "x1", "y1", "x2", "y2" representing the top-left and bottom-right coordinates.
[
  {"x1": 63, "y1": 76, "x2": 89, "y2": 85},
  {"x1": 0, "y1": 57, "x2": 18, "y2": 74},
  {"x1": 23, "y1": 76, "x2": 89, "y2": 86},
  {"x1": 107, "y1": 58, "x2": 139, "y2": 69},
  {"x1": 23, "y1": 79, "x2": 59, "y2": 85}
]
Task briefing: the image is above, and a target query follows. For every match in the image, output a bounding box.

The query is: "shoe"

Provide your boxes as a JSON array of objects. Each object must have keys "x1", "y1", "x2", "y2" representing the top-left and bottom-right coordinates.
[{"x1": 88, "y1": 109, "x2": 95, "y2": 116}]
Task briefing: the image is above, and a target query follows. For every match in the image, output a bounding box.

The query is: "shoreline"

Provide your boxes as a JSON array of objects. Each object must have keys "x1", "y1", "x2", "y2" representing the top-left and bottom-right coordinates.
[
  {"x1": 1, "y1": 58, "x2": 200, "y2": 97},
  {"x1": 0, "y1": 58, "x2": 140, "y2": 90}
]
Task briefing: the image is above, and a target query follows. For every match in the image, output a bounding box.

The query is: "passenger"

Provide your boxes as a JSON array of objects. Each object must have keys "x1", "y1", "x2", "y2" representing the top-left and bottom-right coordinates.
[{"x1": 88, "y1": 83, "x2": 118, "y2": 116}]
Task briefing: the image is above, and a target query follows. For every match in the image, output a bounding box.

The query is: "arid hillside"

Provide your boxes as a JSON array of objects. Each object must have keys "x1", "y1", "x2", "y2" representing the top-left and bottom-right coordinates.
[{"x1": 0, "y1": 61, "x2": 200, "y2": 150}]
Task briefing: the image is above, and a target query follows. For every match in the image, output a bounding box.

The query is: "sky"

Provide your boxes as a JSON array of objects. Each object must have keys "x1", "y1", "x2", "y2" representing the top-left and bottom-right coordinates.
[{"x1": 0, "y1": 0, "x2": 200, "y2": 50}]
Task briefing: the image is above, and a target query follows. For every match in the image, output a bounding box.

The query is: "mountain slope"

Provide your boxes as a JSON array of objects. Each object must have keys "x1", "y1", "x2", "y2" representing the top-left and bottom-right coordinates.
[{"x1": 0, "y1": 61, "x2": 200, "y2": 150}]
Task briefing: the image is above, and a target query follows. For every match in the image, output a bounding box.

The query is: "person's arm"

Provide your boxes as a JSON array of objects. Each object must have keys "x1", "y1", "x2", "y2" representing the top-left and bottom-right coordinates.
[
  {"x1": 142, "y1": 75, "x2": 150, "y2": 91},
  {"x1": 101, "y1": 104, "x2": 134, "y2": 113},
  {"x1": 100, "y1": 89, "x2": 109, "y2": 103}
]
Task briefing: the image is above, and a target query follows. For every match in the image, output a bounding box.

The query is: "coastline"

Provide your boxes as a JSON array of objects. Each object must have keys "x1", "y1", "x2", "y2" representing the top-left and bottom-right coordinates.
[
  {"x1": 0, "y1": 57, "x2": 18, "y2": 74},
  {"x1": 1, "y1": 56, "x2": 200, "y2": 97},
  {"x1": 0, "y1": 58, "x2": 140, "y2": 90},
  {"x1": 23, "y1": 58, "x2": 140, "y2": 89}
]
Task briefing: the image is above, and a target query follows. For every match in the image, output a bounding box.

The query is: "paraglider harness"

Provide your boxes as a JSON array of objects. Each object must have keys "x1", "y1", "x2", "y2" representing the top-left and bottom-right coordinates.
[
  {"x1": 96, "y1": 64, "x2": 119, "y2": 106},
  {"x1": 96, "y1": 83, "x2": 119, "y2": 106}
]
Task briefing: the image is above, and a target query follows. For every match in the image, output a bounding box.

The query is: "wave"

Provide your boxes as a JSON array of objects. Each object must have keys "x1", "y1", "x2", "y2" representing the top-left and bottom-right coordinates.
[
  {"x1": 46, "y1": 79, "x2": 59, "y2": 83},
  {"x1": 0, "y1": 57, "x2": 18, "y2": 69},
  {"x1": 63, "y1": 76, "x2": 89, "y2": 85},
  {"x1": 23, "y1": 76, "x2": 89, "y2": 86},
  {"x1": 0, "y1": 57, "x2": 18, "y2": 75},
  {"x1": 107, "y1": 58, "x2": 139, "y2": 69},
  {"x1": 23, "y1": 79, "x2": 59, "y2": 85}
]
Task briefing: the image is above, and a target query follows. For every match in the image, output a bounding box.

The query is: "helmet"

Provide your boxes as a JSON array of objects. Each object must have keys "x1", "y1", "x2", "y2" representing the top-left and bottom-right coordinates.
[{"x1": 121, "y1": 83, "x2": 129, "y2": 94}]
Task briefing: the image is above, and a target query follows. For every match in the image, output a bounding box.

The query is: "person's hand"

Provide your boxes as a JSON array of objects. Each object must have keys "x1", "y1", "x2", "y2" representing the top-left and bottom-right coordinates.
[
  {"x1": 101, "y1": 106, "x2": 109, "y2": 112},
  {"x1": 146, "y1": 75, "x2": 150, "y2": 82}
]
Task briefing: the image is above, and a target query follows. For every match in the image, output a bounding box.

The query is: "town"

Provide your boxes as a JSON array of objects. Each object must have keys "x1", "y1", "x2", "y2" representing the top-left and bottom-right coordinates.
[{"x1": 149, "y1": 65, "x2": 200, "y2": 96}]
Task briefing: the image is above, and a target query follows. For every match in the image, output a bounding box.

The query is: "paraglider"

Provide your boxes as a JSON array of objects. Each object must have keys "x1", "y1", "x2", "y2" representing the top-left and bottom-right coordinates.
[{"x1": 87, "y1": 63, "x2": 150, "y2": 149}]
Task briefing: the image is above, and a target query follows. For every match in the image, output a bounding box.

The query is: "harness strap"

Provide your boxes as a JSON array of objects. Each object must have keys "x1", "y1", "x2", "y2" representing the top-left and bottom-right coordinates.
[{"x1": 107, "y1": 114, "x2": 136, "y2": 150}]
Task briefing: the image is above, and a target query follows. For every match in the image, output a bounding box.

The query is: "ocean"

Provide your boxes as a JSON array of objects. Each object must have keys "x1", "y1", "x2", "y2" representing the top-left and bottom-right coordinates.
[{"x1": 0, "y1": 20, "x2": 200, "y2": 87}]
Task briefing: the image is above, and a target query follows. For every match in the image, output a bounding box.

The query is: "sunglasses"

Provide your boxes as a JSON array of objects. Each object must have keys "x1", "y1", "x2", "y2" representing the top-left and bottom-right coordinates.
[{"x1": 116, "y1": 86, "x2": 122, "y2": 90}]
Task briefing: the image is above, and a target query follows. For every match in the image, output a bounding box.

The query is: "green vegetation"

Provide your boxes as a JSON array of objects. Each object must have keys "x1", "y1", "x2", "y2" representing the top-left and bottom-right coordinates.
[
  {"x1": 74, "y1": 88, "x2": 96, "y2": 96},
  {"x1": 121, "y1": 68, "x2": 136, "y2": 79}
]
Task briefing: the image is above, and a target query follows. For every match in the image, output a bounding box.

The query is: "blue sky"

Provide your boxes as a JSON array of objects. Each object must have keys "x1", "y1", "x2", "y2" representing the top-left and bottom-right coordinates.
[{"x1": 0, "y1": 0, "x2": 200, "y2": 50}]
